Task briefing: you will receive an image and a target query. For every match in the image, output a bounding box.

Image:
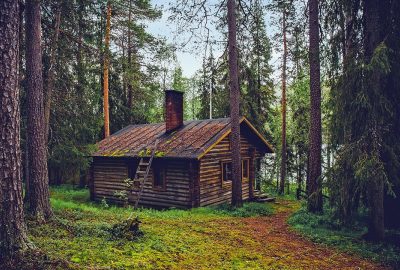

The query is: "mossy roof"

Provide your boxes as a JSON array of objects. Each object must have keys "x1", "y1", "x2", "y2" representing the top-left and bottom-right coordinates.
[{"x1": 93, "y1": 117, "x2": 273, "y2": 159}]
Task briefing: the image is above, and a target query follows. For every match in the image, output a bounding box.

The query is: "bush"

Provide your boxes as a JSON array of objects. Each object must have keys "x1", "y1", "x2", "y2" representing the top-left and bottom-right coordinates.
[
  {"x1": 106, "y1": 217, "x2": 143, "y2": 241},
  {"x1": 288, "y1": 205, "x2": 400, "y2": 268}
]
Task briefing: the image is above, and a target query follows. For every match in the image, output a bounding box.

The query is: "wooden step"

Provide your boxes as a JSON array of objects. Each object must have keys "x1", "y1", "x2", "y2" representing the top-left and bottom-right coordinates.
[
  {"x1": 139, "y1": 162, "x2": 150, "y2": 166},
  {"x1": 257, "y1": 193, "x2": 270, "y2": 199},
  {"x1": 255, "y1": 197, "x2": 276, "y2": 203}
]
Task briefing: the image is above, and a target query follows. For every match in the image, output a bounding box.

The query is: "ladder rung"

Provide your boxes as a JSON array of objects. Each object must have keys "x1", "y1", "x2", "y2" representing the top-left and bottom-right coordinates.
[{"x1": 132, "y1": 139, "x2": 159, "y2": 210}]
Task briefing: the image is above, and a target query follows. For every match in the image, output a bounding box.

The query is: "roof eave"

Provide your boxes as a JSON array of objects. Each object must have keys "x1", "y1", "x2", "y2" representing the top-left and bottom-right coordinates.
[{"x1": 196, "y1": 116, "x2": 274, "y2": 160}]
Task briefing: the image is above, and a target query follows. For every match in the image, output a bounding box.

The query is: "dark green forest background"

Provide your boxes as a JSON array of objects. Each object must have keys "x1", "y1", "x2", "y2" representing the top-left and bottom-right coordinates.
[{"x1": 18, "y1": 0, "x2": 400, "y2": 234}]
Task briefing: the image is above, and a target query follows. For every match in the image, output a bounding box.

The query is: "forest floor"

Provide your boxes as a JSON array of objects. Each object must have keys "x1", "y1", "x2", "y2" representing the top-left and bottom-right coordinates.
[{"x1": 14, "y1": 186, "x2": 392, "y2": 270}]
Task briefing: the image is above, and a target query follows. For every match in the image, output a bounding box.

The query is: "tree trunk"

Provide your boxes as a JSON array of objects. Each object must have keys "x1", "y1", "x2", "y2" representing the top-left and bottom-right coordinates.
[
  {"x1": 363, "y1": 0, "x2": 387, "y2": 241},
  {"x1": 76, "y1": 0, "x2": 86, "y2": 189},
  {"x1": 127, "y1": 0, "x2": 133, "y2": 115},
  {"x1": 279, "y1": 8, "x2": 288, "y2": 195},
  {"x1": 103, "y1": 1, "x2": 111, "y2": 138},
  {"x1": 296, "y1": 151, "x2": 303, "y2": 200},
  {"x1": 227, "y1": 0, "x2": 242, "y2": 207},
  {"x1": 307, "y1": 0, "x2": 323, "y2": 213},
  {"x1": 44, "y1": 6, "x2": 61, "y2": 144},
  {"x1": 0, "y1": 0, "x2": 31, "y2": 259},
  {"x1": 25, "y1": 0, "x2": 53, "y2": 221}
]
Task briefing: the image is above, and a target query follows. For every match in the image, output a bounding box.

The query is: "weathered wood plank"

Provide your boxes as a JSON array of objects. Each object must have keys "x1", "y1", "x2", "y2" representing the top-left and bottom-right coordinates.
[
  {"x1": 198, "y1": 134, "x2": 262, "y2": 207},
  {"x1": 91, "y1": 158, "x2": 192, "y2": 208}
]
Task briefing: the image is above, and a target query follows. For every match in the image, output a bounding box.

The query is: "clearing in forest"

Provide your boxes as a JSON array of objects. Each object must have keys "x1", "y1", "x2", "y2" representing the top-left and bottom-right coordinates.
[{"x1": 25, "y1": 187, "x2": 387, "y2": 270}]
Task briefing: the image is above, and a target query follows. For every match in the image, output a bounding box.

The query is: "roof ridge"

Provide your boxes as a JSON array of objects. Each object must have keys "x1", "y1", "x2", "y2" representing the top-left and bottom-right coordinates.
[{"x1": 114, "y1": 118, "x2": 231, "y2": 130}]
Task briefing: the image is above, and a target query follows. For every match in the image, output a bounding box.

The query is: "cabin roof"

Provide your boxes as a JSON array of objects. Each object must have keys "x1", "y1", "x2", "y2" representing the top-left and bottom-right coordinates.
[{"x1": 93, "y1": 117, "x2": 274, "y2": 159}]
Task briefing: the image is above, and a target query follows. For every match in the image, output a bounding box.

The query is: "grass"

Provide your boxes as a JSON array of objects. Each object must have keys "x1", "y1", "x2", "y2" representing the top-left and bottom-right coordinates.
[
  {"x1": 27, "y1": 185, "x2": 275, "y2": 270},
  {"x1": 262, "y1": 183, "x2": 298, "y2": 201},
  {"x1": 288, "y1": 203, "x2": 400, "y2": 268},
  {"x1": 23, "y1": 186, "x2": 396, "y2": 269}
]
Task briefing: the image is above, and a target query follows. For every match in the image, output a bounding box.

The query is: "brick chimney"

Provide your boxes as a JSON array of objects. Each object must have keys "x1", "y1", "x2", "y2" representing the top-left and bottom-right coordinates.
[{"x1": 165, "y1": 90, "x2": 183, "y2": 133}]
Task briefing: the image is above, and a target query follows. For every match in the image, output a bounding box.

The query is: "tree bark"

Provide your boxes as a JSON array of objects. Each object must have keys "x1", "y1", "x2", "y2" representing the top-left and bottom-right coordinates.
[
  {"x1": 363, "y1": 0, "x2": 387, "y2": 241},
  {"x1": 44, "y1": 6, "x2": 61, "y2": 144},
  {"x1": 103, "y1": 1, "x2": 111, "y2": 138},
  {"x1": 127, "y1": 0, "x2": 133, "y2": 113},
  {"x1": 76, "y1": 0, "x2": 86, "y2": 188},
  {"x1": 25, "y1": 0, "x2": 53, "y2": 221},
  {"x1": 307, "y1": 0, "x2": 323, "y2": 213},
  {"x1": 279, "y1": 7, "x2": 288, "y2": 195},
  {"x1": 0, "y1": 0, "x2": 31, "y2": 259},
  {"x1": 227, "y1": 0, "x2": 242, "y2": 207}
]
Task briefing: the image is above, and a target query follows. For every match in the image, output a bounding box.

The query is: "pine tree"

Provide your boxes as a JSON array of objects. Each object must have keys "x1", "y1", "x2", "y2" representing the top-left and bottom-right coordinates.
[
  {"x1": 25, "y1": 0, "x2": 53, "y2": 221},
  {"x1": 103, "y1": 1, "x2": 111, "y2": 138},
  {"x1": 227, "y1": 0, "x2": 242, "y2": 207},
  {"x1": 307, "y1": 0, "x2": 323, "y2": 213},
  {"x1": 279, "y1": 5, "x2": 288, "y2": 195},
  {"x1": 0, "y1": 0, "x2": 31, "y2": 259}
]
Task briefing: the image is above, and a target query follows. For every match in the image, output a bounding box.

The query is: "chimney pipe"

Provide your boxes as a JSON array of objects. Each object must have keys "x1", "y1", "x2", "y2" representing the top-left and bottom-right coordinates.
[{"x1": 165, "y1": 90, "x2": 183, "y2": 133}]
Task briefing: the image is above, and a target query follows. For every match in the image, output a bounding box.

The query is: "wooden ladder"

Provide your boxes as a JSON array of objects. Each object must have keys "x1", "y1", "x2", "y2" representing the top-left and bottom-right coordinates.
[{"x1": 130, "y1": 139, "x2": 159, "y2": 210}]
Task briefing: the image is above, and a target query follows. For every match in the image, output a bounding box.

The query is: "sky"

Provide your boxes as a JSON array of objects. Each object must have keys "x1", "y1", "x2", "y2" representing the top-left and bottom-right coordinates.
[
  {"x1": 146, "y1": 0, "x2": 282, "y2": 80},
  {"x1": 146, "y1": 0, "x2": 204, "y2": 77}
]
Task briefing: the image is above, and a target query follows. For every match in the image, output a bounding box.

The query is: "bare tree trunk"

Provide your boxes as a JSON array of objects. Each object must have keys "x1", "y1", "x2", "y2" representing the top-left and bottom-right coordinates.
[
  {"x1": 103, "y1": 1, "x2": 111, "y2": 138},
  {"x1": 279, "y1": 8, "x2": 288, "y2": 195},
  {"x1": 364, "y1": 0, "x2": 387, "y2": 241},
  {"x1": 77, "y1": 0, "x2": 86, "y2": 188},
  {"x1": 0, "y1": 0, "x2": 31, "y2": 259},
  {"x1": 44, "y1": 6, "x2": 61, "y2": 144},
  {"x1": 25, "y1": 0, "x2": 53, "y2": 221},
  {"x1": 296, "y1": 152, "x2": 303, "y2": 200},
  {"x1": 307, "y1": 0, "x2": 323, "y2": 213},
  {"x1": 127, "y1": 0, "x2": 133, "y2": 115},
  {"x1": 256, "y1": 10, "x2": 262, "y2": 114},
  {"x1": 227, "y1": 0, "x2": 242, "y2": 207}
]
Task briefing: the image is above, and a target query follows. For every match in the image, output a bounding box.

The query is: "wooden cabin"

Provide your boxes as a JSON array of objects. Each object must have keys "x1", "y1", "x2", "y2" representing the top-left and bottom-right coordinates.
[{"x1": 89, "y1": 90, "x2": 274, "y2": 208}]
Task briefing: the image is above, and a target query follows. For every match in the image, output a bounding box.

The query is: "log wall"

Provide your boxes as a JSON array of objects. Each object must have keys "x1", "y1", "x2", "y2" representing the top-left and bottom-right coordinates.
[
  {"x1": 91, "y1": 157, "x2": 192, "y2": 208},
  {"x1": 198, "y1": 134, "x2": 264, "y2": 206}
]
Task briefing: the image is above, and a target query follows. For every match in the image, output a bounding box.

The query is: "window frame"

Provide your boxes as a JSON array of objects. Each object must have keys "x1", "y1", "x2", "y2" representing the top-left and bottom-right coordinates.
[
  {"x1": 152, "y1": 162, "x2": 166, "y2": 190},
  {"x1": 242, "y1": 158, "x2": 250, "y2": 180},
  {"x1": 221, "y1": 160, "x2": 233, "y2": 184}
]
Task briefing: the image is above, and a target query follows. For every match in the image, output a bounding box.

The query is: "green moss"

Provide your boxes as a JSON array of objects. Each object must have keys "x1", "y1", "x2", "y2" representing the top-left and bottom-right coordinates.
[
  {"x1": 154, "y1": 151, "x2": 165, "y2": 157},
  {"x1": 30, "y1": 186, "x2": 275, "y2": 269},
  {"x1": 30, "y1": 186, "x2": 389, "y2": 269},
  {"x1": 138, "y1": 149, "x2": 165, "y2": 157}
]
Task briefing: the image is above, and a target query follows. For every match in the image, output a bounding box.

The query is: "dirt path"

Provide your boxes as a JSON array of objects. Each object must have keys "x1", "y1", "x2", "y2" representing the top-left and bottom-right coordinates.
[{"x1": 240, "y1": 201, "x2": 388, "y2": 270}]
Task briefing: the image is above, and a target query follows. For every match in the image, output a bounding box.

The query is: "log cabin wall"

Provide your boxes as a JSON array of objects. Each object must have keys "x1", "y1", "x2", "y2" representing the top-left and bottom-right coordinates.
[
  {"x1": 198, "y1": 132, "x2": 265, "y2": 207},
  {"x1": 91, "y1": 157, "x2": 131, "y2": 204},
  {"x1": 91, "y1": 157, "x2": 192, "y2": 208}
]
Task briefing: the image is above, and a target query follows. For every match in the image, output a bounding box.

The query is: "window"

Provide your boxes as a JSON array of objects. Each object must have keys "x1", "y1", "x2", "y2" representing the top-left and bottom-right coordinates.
[
  {"x1": 153, "y1": 163, "x2": 166, "y2": 189},
  {"x1": 242, "y1": 159, "x2": 249, "y2": 179},
  {"x1": 222, "y1": 162, "x2": 232, "y2": 182}
]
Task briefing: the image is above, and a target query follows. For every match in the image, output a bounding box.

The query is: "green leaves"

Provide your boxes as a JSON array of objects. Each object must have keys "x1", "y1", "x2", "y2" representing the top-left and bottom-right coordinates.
[{"x1": 366, "y1": 43, "x2": 391, "y2": 75}]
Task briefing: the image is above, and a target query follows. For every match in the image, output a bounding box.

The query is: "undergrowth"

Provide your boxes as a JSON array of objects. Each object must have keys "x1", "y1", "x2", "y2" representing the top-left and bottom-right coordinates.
[
  {"x1": 26, "y1": 185, "x2": 275, "y2": 269},
  {"x1": 288, "y1": 204, "x2": 400, "y2": 268},
  {"x1": 262, "y1": 184, "x2": 298, "y2": 201}
]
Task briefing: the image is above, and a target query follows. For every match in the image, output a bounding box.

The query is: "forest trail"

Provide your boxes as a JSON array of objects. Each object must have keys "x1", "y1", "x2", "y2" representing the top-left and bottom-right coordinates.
[
  {"x1": 19, "y1": 188, "x2": 392, "y2": 270},
  {"x1": 240, "y1": 201, "x2": 387, "y2": 270}
]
